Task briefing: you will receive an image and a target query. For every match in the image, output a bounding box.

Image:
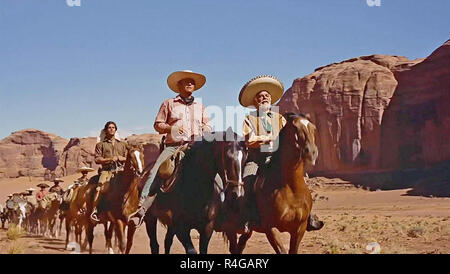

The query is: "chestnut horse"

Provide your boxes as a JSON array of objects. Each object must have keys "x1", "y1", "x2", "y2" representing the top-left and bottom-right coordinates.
[
  {"x1": 143, "y1": 130, "x2": 247, "y2": 254},
  {"x1": 236, "y1": 113, "x2": 320, "y2": 254},
  {"x1": 85, "y1": 145, "x2": 144, "y2": 254}
]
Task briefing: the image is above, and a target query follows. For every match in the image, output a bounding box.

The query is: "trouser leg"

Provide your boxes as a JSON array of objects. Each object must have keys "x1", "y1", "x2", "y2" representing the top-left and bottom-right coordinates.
[
  {"x1": 140, "y1": 146, "x2": 178, "y2": 200},
  {"x1": 242, "y1": 161, "x2": 259, "y2": 225}
]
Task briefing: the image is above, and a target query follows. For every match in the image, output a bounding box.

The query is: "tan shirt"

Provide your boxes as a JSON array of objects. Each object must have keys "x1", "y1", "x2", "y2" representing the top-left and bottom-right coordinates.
[
  {"x1": 95, "y1": 138, "x2": 128, "y2": 168},
  {"x1": 242, "y1": 110, "x2": 287, "y2": 150},
  {"x1": 154, "y1": 95, "x2": 212, "y2": 144}
]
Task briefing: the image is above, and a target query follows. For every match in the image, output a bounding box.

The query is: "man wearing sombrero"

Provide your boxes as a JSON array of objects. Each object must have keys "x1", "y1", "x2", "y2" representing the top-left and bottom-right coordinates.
[
  {"x1": 239, "y1": 75, "x2": 286, "y2": 230},
  {"x1": 49, "y1": 178, "x2": 65, "y2": 196},
  {"x1": 239, "y1": 75, "x2": 323, "y2": 231},
  {"x1": 128, "y1": 70, "x2": 212, "y2": 227},
  {"x1": 36, "y1": 183, "x2": 50, "y2": 201},
  {"x1": 76, "y1": 166, "x2": 95, "y2": 185}
]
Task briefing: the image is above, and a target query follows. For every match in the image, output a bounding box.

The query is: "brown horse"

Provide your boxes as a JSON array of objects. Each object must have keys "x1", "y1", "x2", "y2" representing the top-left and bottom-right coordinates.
[
  {"x1": 237, "y1": 113, "x2": 320, "y2": 254},
  {"x1": 34, "y1": 192, "x2": 60, "y2": 237},
  {"x1": 63, "y1": 183, "x2": 96, "y2": 251},
  {"x1": 85, "y1": 145, "x2": 144, "y2": 254}
]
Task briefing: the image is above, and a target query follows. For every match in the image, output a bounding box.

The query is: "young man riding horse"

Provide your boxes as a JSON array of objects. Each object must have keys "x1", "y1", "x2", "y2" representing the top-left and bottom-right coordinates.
[
  {"x1": 128, "y1": 70, "x2": 212, "y2": 227},
  {"x1": 90, "y1": 121, "x2": 128, "y2": 222},
  {"x1": 238, "y1": 75, "x2": 323, "y2": 231}
]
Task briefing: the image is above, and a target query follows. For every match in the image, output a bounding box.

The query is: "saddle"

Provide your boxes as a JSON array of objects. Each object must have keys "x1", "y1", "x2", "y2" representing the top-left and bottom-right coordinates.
[{"x1": 157, "y1": 143, "x2": 189, "y2": 193}]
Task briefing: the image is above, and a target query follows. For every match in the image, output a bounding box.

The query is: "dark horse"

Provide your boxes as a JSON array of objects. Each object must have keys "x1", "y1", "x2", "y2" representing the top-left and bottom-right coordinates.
[{"x1": 143, "y1": 129, "x2": 247, "y2": 254}]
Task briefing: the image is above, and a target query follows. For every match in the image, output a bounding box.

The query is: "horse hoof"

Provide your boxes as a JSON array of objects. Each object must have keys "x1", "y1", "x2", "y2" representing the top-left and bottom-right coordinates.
[
  {"x1": 107, "y1": 247, "x2": 114, "y2": 254},
  {"x1": 187, "y1": 248, "x2": 197, "y2": 254}
]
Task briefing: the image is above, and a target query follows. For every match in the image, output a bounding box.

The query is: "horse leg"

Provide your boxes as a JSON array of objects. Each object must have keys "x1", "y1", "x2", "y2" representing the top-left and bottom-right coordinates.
[
  {"x1": 164, "y1": 226, "x2": 175, "y2": 254},
  {"x1": 144, "y1": 214, "x2": 159, "y2": 254},
  {"x1": 289, "y1": 223, "x2": 307, "y2": 254},
  {"x1": 199, "y1": 221, "x2": 215, "y2": 254},
  {"x1": 125, "y1": 220, "x2": 137, "y2": 254},
  {"x1": 265, "y1": 227, "x2": 287, "y2": 254},
  {"x1": 225, "y1": 231, "x2": 238, "y2": 254},
  {"x1": 175, "y1": 225, "x2": 197, "y2": 254},
  {"x1": 104, "y1": 222, "x2": 114, "y2": 254},
  {"x1": 237, "y1": 230, "x2": 253, "y2": 254},
  {"x1": 65, "y1": 217, "x2": 71, "y2": 250},
  {"x1": 114, "y1": 219, "x2": 126, "y2": 254},
  {"x1": 86, "y1": 223, "x2": 94, "y2": 254}
]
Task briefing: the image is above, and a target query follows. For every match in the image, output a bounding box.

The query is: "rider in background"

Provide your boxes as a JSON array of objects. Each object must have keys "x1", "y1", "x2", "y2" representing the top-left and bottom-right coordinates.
[
  {"x1": 90, "y1": 121, "x2": 128, "y2": 222},
  {"x1": 36, "y1": 183, "x2": 50, "y2": 202},
  {"x1": 49, "y1": 178, "x2": 65, "y2": 196}
]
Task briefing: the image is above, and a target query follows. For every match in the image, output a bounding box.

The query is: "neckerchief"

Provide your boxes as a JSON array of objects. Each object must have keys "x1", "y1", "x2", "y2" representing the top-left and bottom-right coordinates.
[
  {"x1": 180, "y1": 95, "x2": 195, "y2": 105},
  {"x1": 259, "y1": 110, "x2": 273, "y2": 133}
]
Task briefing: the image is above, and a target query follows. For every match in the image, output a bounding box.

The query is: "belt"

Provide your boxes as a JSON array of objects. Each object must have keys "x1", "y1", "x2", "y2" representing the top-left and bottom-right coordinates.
[{"x1": 165, "y1": 141, "x2": 188, "y2": 147}]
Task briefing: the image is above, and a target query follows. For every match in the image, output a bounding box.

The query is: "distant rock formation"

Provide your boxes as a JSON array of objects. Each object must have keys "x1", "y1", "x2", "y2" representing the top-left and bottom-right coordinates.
[
  {"x1": 0, "y1": 129, "x2": 67, "y2": 178},
  {"x1": 381, "y1": 40, "x2": 450, "y2": 169},
  {"x1": 278, "y1": 40, "x2": 450, "y2": 174}
]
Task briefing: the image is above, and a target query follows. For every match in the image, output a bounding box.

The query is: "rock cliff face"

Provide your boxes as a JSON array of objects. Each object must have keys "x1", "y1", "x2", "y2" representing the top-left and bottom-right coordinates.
[
  {"x1": 0, "y1": 129, "x2": 67, "y2": 178},
  {"x1": 278, "y1": 55, "x2": 422, "y2": 173},
  {"x1": 52, "y1": 137, "x2": 100, "y2": 178},
  {"x1": 125, "y1": 133, "x2": 163, "y2": 169},
  {"x1": 381, "y1": 40, "x2": 450, "y2": 169}
]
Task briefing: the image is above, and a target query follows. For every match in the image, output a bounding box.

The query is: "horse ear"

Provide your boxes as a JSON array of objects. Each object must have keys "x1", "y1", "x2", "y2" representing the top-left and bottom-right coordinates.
[{"x1": 283, "y1": 112, "x2": 297, "y2": 122}]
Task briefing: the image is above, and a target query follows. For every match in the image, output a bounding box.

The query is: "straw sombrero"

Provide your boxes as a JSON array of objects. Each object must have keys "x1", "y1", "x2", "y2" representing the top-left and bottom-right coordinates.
[
  {"x1": 77, "y1": 166, "x2": 95, "y2": 173},
  {"x1": 53, "y1": 178, "x2": 64, "y2": 183},
  {"x1": 167, "y1": 70, "x2": 206, "y2": 93},
  {"x1": 37, "y1": 183, "x2": 50, "y2": 188},
  {"x1": 26, "y1": 188, "x2": 36, "y2": 192},
  {"x1": 238, "y1": 75, "x2": 284, "y2": 108}
]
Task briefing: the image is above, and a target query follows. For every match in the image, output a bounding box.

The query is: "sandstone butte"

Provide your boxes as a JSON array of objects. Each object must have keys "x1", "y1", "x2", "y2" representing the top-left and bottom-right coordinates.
[{"x1": 278, "y1": 39, "x2": 449, "y2": 175}]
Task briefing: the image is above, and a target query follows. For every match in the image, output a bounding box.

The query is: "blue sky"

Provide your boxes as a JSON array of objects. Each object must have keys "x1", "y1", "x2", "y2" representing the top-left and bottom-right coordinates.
[{"x1": 0, "y1": 0, "x2": 449, "y2": 140}]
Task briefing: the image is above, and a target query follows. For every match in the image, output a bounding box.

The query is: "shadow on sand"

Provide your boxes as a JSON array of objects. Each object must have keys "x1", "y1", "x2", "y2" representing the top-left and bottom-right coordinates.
[{"x1": 311, "y1": 160, "x2": 450, "y2": 197}]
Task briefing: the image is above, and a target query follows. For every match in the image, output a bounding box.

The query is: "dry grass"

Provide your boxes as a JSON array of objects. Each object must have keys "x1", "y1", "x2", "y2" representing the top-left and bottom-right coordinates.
[
  {"x1": 6, "y1": 225, "x2": 22, "y2": 241},
  {"x1": 407, "y1": 225, "x2": 426, "y2": 238},
  {"x1": 7, "y1": 241, "x2": 24, "y2": 254}
]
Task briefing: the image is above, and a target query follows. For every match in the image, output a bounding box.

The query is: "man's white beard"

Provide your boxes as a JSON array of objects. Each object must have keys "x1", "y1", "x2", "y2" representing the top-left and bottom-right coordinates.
[{"x1": 258, "y1": 102, "x2": 271, "y2": 112}]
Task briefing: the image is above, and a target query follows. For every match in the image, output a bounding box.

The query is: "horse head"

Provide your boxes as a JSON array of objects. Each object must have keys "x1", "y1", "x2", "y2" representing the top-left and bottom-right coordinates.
[
  {"x1": 214, "y1": 128, "x2": 247, "y2": 200},
  {"x1": 283, "y1": 113, "x2": 318, "y2": 166},
  {"x1": 126, "y1": 144, "x2": 145, "y2": 177}
]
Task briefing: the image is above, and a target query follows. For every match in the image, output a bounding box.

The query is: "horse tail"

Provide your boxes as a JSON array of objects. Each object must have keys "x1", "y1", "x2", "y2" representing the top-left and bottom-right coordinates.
[{"x1": 221, "y1": 232, "x2": 229, "y2": 246}]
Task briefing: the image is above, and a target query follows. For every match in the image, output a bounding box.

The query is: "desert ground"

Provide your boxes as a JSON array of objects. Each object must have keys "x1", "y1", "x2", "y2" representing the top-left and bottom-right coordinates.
[{"x1": 1, "y1": 174, "x2": 449, "y2": 254}]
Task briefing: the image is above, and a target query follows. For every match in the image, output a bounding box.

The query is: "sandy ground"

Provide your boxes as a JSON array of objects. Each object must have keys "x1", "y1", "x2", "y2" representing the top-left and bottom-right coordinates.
[{"x1": 1, "y1": 175, "x2": 450, "y2": 254}]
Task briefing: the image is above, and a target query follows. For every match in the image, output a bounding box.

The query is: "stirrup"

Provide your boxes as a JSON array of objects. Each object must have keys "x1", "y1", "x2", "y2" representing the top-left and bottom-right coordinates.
[
  {"x1": 128, "y1": 208, "x2": 145, "y2": 228},
  {"x1": 90, "y1": 210, "x2": 100, "y2": 223}
]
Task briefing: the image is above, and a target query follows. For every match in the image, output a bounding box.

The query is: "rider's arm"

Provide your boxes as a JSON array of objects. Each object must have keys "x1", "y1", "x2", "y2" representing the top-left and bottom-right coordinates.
[
  {"x1": 201, "y1": 105, "x2": 212, "y2": 132},
  {"x1": 154, "y1": 100, "x2": 173, "y2": 134},
  {"x1": 243, "y1": 117, "x2": 272, "y2": 148},
  {"x1": 94, "y1": 143, "x2": 114, "y2": 165},
  {"x1": 117, "y1": 142, "x2": 128, "y2": 163}
]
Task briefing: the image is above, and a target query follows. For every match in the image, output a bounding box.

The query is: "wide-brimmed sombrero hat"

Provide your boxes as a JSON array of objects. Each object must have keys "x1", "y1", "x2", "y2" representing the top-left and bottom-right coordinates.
[
  {"x1": 26, "y1": 188, "x2": 36, "y2": 192},
  {"x1": 53, "y1": 178, "x2": 64, "y2": 183},
  {"x1": 167, "y1": 70, "x2": 206, "y2": 93},
  {"x1": 77, "y1": 166, "x2": 95, "y2": 173},
  {"x1": 37, "y1": 183, "x2": 50, "y2": 188},
  {"x1": 239, "y1": 75, "x2": 284, "y2": 108}
]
